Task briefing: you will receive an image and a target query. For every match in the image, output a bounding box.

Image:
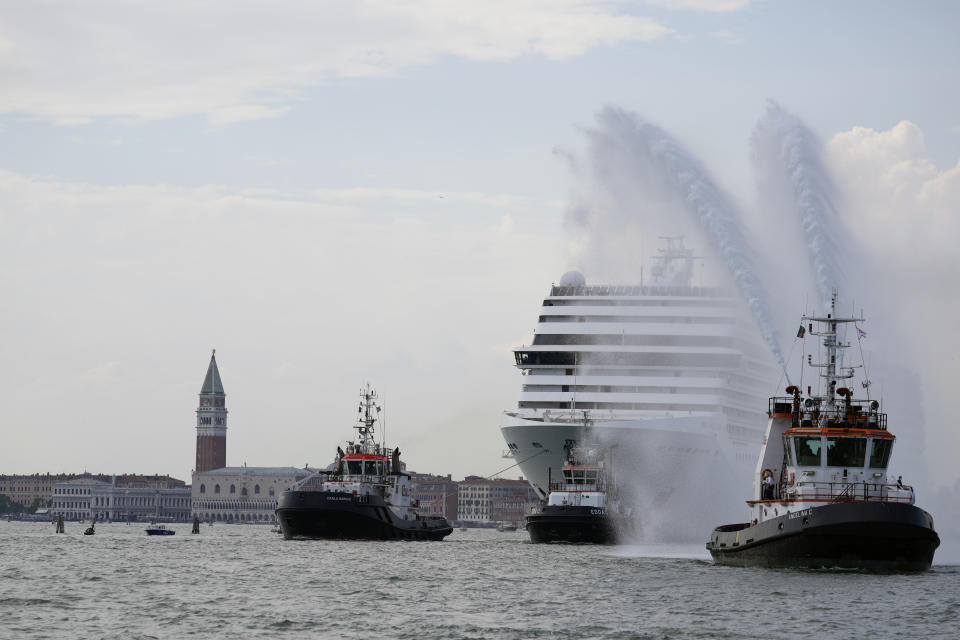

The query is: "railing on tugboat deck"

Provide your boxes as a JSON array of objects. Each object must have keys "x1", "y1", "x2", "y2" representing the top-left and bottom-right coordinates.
[
  {"x1": 768, "y1": 396, "x2": 887, "y2": 430},
  {"x1": 549, "y1": 481, "x2": 605, "y2": 492},
  {"x1": 294, "y1": 473, "x2": 395, "y2": 489},
  {"x1": 748, "y1": 481, "x2": 913, "y2": 505}
]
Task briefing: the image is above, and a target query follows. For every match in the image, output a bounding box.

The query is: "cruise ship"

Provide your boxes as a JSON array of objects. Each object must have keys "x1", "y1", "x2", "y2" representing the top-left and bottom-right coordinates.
[{"x1": 500, "y1": 238, "x2": 780, "y2": 525}]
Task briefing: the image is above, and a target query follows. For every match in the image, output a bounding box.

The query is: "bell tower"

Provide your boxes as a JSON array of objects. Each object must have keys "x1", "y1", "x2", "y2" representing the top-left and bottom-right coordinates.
[{"x1": 195, "y1": 349, "x2": 227, "y2": 473}]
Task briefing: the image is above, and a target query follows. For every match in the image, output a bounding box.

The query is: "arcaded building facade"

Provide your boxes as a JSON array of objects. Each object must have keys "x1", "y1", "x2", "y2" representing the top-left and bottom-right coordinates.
[
  {"x1": 51, "y1": 477, "x2": 191, "y2": 522},
  {"x1": 192, "y1": 466, "x2": 312, "y2": 523}
]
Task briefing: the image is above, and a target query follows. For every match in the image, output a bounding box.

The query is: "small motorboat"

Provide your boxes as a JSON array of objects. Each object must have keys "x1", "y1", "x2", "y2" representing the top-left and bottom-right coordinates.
[{"x1": 145, "y1": 524, "x2": 175, "y2": 536}]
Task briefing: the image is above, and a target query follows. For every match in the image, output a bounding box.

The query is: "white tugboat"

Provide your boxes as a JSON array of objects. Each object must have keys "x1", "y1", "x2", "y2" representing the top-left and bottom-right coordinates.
[
  {"x1": 526, "y1": 417, "x2": 621, "y2": 544},
  {"x1": 706, "y1": 293, "x2": 939, "y2": 569},
  {"x1": 276, "y1": 385, "x2": 453, "y2": 541}
]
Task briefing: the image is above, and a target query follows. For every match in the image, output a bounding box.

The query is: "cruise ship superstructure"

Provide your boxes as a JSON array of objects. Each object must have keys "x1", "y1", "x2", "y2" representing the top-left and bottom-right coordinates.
[{"x1": 501, "y1": 238, "x2": 779, "y2": 515}]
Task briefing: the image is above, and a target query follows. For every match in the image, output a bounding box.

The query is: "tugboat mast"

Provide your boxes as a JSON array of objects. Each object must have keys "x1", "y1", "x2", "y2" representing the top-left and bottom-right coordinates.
[
  {"x1": 355, "y1": 384, "x2": 380, "y2": 454},
  {"x1": 803, "y1": 290, "x2": 863, "y2": 411}
]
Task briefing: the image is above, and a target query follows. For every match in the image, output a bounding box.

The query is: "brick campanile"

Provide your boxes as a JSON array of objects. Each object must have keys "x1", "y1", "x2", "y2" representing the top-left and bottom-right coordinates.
[{"x1": 195, "y1": 349, "x2": 227, "y2": 473}]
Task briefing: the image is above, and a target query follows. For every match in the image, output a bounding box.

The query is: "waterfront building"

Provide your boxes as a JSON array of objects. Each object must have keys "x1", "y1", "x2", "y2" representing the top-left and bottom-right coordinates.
[
  {"x1": 191, "y1": 465, "x2": 312, "y2": 523},
  {"x1": 1, "y1": 473, "x2": 92, "y2": 509},
  {"x1": 51, "y1": 476, "x2": 192, "y2": 521},
  {"x1": 3, "y1": 473, "x2": 186, "y2": 513},
  {"x1": 50, "y1": 478, "x2": 109, "y2": 521},
  {"x1": 457, "y1": 476, "x2": 540, "y2": 523},
  {"x1": 409, "y1": 472, "x2": 458, "y2": 520}
]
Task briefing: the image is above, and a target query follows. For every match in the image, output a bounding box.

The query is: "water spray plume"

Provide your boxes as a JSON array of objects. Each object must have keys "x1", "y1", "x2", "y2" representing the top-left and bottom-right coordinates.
[
  {"x1": 751, "y1": 101, "x2": 842, "y2": 313},
  {"x1": 591, "y1": 106, "x2": 785, "y2": 368}
]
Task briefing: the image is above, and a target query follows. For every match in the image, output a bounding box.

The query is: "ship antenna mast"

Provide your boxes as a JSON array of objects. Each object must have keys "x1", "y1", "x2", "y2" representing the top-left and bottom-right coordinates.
[
  {"x1": 355, "y1": 383, "x2": 380, "y2": 453},
  {"x1": 802, "y1": 290, "x2": 864, "y2": 408}
]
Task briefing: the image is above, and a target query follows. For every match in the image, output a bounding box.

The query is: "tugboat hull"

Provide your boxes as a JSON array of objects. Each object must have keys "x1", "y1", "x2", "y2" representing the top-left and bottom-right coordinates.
[
  {"x1": 526, "y1": 506, "x2": 616, "y2": 544},
  {"x1": 706, "y1": 502, "x2": 939, "y2": 570},
  {"x1": 276, "y1": 491, "x2": 452, "y2": 541}
]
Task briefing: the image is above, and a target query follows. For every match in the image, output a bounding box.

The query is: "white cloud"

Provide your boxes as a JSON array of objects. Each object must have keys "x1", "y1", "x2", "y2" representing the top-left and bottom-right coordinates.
[
  {"x1": 0, "y1": 170, "x2": 564, "y2": 479},
  {"x1": 0, "y1": 1, "x2": 671, "y2": 125},
  {"x1": 208, "y1": 105, "x2": 292, "y2": 127},
  {"x1": 643, "y1": 0, "x2": 751, "y2": 11},
  {"x1": 708, "y1": 29, "x2": 744, "y2": 44},
  {"x1": 826, "y1": 120, "x2": 960, "y2": 268}
]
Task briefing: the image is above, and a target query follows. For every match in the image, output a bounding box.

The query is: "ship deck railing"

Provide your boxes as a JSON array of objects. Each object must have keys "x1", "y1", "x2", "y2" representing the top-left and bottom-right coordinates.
[
  {"x1": 768, "y1": 397, "x2": 887, "y2": 430},
  {"x1": 549, "y1": 284, "x2": 723, "y2": 298},
  {"x1": 747, "y1": 481, "x2": 913, "y2": 505},
  {"x1": 549, "y1": 481, "x2": 605, "y2": 492},
  {"x1": 293, "y1": 473, "x2": 394, "y2": 490}
]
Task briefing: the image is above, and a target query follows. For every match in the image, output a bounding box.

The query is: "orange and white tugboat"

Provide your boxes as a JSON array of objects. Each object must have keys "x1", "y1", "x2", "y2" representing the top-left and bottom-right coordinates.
[
  {"x1": 526, "y1": 421, "x2": 620, "y2": 544},
  {"x1": 706, "y1": 293, "x2": 939, "y2": 569},
  {"x1": 276, "y1": 385, "x2": 452, "y2": 541}
]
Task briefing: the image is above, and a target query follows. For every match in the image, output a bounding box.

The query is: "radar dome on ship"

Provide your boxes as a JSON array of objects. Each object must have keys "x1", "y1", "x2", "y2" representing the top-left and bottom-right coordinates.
[{"x1": 559, "y1": 271, "x2": 585, "y2": 287}]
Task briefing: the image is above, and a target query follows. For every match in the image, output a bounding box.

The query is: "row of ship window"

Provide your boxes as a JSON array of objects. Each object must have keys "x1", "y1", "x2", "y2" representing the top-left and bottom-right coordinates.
[
  {"x1": 538, "y1": 315, "x2": 736, "y2": 323},
  {"x1": 515, "y1": 352, "x2": 740, "y2": 368},
  {"x1": 543, "y1": 293, "x2": 731, "y2": 304},
  {"x1": 519, "y1": 401, "x2": 717, "y2": 411},
  {"x1": 198, "y1": 483, "x2": 274, "y2": 496},
  {"x1": 522, "y1": 384, "x2": 721, "y2": 394},
  {"x1": 531, "y1": 334, "x2": 735, "y2": 347}
]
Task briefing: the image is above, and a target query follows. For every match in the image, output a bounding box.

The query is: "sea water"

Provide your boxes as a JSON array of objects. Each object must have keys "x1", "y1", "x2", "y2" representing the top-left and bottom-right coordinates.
[{"x1": 1, "y1": 521, "x2": 957, "y2": 639}]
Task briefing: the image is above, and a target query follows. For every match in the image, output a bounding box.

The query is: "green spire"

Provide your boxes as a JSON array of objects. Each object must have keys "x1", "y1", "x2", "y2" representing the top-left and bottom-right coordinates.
[{"x1": 200, "y1": 349, "x2": 225, "y2": 395}]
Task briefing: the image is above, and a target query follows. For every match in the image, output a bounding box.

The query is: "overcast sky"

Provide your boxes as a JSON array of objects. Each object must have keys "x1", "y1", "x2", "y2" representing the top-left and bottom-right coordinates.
[{"x1": 2, "y1": 1, "x2": 959, "y2": 486}]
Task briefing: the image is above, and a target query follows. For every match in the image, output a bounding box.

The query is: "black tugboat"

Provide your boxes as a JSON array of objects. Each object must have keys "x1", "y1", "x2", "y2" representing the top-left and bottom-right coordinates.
[
  {"x1": 526, "y1": 428, "x2": 619, "y2": 544},
  {"x1": 706, "y1": 293, "x2": 939, "y2": 569},
  {"x1": 276, "y1": 385, "x2": 452, "y2": 541}
]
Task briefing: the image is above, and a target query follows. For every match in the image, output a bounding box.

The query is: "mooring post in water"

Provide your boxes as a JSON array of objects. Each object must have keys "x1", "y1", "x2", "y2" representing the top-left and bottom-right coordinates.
[
  {"x1": 192, "y1": 515, "x2": 200, "y2": 534},
  {"x1": 55, "y1": 515, "x2": 64, "y2": 533}
]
